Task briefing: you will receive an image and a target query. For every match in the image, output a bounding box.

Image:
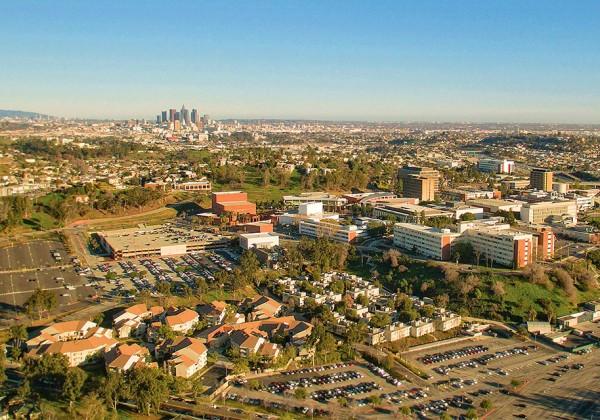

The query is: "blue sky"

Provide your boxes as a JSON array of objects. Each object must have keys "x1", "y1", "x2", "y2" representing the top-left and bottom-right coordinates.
[{"x1": 1, "y1": 1, "x2": 599, "y2": 122}]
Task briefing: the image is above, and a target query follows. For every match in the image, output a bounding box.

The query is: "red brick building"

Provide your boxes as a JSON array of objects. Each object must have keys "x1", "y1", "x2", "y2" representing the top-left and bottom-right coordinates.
[{"x1": 212, "y1": 191, "x2": 256, "y2": 216}]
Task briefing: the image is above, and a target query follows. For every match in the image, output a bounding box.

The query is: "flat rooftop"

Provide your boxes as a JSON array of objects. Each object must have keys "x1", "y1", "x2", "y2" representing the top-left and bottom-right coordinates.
[{"x1": 97, "y1": 224, "x2": 228, "y2": 252}]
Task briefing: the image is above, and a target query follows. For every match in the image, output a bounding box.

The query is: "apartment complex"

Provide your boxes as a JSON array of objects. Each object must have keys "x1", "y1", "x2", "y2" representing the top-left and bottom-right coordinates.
[
  {"x1": 399, "y1": 166, "x2": 440, "y2": 201},
  {"x1": 530, "y1": 168, "x2": 553, "y2": 192},
  {"x1": 520, "y1": 200, "x2": 578, "y2": 224},
  {"x1": 393, "y1": 223, "x2": 459, "y2": 260}
]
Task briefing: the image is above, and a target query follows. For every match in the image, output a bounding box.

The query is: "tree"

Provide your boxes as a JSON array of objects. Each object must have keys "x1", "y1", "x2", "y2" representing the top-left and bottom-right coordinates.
[
  {"x1": 480, "y1": 399, "x2": 492, "y2": 411},
  {"x1": 24, "y1": 288, "x2": 57, "y2": 319},
  {"x1": 16, "y1": 379, "x2": 31, "y2": 400},
  {"x1": 0, "y1": 345, "x2": 6, "y2": 384},
  {"x1": 465, "y1": 407, "x2": 478, "y2": 419},
  {"x1": 76, "y1": 393, "x2": 107, "y2": 420},
  {"x1": 452, "y1": 241, "x2": 474, "y2": 264},
  {"x1": 103, "y1": 371, "x2": 129, "y2": 411},
  {"x1": 370, "y1": 313, "x2": 391, "y2": 329},
  {"x1": 24, "y1": 352, "x2": 69, "y2": 388},
  {"x1": 62, "y1": 367, "x2": 87, "y2": 407},
  {"x1": 294, "y1": 388, "x2": 307, "y2": 399},
  {"x1": 347, "y1": 322, "x2": 368, "y2": 344},
  {"x1": 127, "y1": 367, "x2": 169, "y2": 415},
  {"x1": 459, "y1": 212, "x2": 477, "y2": 221},
  {"x1": 510, "y1": 379, "x2": 523, "y2": 390},
  {"x1": 9, "y1": 324, "x2": 28, "y2": 356},
  {"x1": 553, "y1": 268, "x2": 577, "y2": 302}
]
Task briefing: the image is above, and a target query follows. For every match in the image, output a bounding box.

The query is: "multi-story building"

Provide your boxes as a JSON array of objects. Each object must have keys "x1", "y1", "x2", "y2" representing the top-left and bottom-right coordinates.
[
  {"x1": 157, "y1": 337, "x2": 208, "y2": 378},
  {"x1": 530, "y1": 168, "x2": 553, "y2": 192},
  {"x1": 399, "y1": 166, "x2": 440, "y2": 201},
  {"x1": 434, "y1": 313, "x2": 462, "y2": 331},
  {"x1": 460, "y1": 227, "x2": 533, "y2": 268},
  {"x1": 410, "y1": 319, "x2": 435, "y2": 337},
  {"x1": 212, "y1": 191, "x2": 256, "y2": 216},
  {"x1": 282, "y1": 192, "x2": 347, "y2": 212},
  {"x1": 520, "y1": 200, "x2": 578, "y2": 225},
  {"x1": 298, "y1": 219, "x2": 358, "y2": 243},
  {"x1": 239, "y1": 232, "x2": 280, "y2": 250},
  {"x1": 164, "y1": 308, "x2": 200, "y2": 334},
  {"x1": 530, "y1": 226, "x2": 555, "y2": 261},
  {"x1": 372, "y1": 203, "x2": 453, "y2": 223},
  {"x1": 173, "y1": 179, "x2": 211, "y2": 192},
  {"x1": 478, "y1": 159, "x2": 514, "y2": 174},
  {"x1": 393, "y1": 223, "x2": 459, "y2": 260}
]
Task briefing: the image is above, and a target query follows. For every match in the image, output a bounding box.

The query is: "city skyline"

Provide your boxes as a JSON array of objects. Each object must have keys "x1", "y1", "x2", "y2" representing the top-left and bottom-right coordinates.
[{"x1": 1, "y1": 1, "x2": 600, "y2": 123}]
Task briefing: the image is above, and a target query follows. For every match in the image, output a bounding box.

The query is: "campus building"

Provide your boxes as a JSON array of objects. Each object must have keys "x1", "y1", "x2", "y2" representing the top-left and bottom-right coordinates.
[
  {"x1": 478, "y1": 159, "x2": 515, "y2": 174},
  {"x1": 282, "y1": 192, "x2": 347, "y2": 212},
  {"x1": 393, "y1": 223, "x2": 459, "y2": 260},
  {"x1": 460, "y1": 227, "x2": 533, "y2": 268},
  {"x1": 520, "y1": 200, "x2": 578, "y2": 225},
  {"x1": 239, "y1": 232, "x2": 280, "y2": 250},
  {"x1": 530, "y1": 168, "x2": 553, "y2": 192},
  {"x1": 399, "y1": 166, "x2": 440, "y2": 201},
  {"x1": 212, "y1": 191, "x2": 256, "y2": 216},
  {"x1": 298, "y1": 218, "x2": 358, "y2": 243},
  {"x1": 173, "y1": 179, "x2": 211, "y2": 192}
]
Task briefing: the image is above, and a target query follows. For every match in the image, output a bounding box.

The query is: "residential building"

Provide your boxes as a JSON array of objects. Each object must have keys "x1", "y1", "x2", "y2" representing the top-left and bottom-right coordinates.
[
  {"x1": 410, "y1": 319, "x2": 435, "y2": 337},
  {"x1": 158, "y1": 337, "x2": 208, "y2": 378},
  {"x1": 105, "y1": 343, "x2": 154, "y2": 372},
  {"x1": 164, "y1": 308, "x2": 199, "y2": 334},
  {"x1": 30, "y1": 336, "x2": 118, "y2": 367}
]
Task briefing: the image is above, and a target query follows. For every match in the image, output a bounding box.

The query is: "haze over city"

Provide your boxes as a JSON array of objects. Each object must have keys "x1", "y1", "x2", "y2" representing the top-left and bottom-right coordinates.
[{"x1": 2, "y1": 0, "x2": 600, "y2": 122}]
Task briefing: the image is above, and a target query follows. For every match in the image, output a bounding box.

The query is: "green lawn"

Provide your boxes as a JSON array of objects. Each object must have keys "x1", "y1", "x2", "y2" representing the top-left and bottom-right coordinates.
[
  {"x1": 22, "y1": 211, "x2": 60, "y2": 230},
  {"x1": 212, "y1": 168, "x2": 303, "y2": 203}
]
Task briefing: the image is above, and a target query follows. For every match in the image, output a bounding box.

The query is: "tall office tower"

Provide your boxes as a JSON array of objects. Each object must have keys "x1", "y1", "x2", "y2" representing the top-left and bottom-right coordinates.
[
  {"x1": 161, "y1": 111, "x2": 167, "y2": 123},
  {"x1": 156, "y1": 115, "x2": 161, "y2": 124},
  {"x1": 181, "y1": 105, "x2": 190, "y2": 126},
  {"x1": 202, "y1": 114, "x2": 210, "y2": 125},
  {"x1": 191, "y1": 108, "x2": 198, "y2": 124},
  {"x1": 530, "y1": 168, "x2": 553, "y2": 192},
  {"x1": 174, "y1": 111, "x2": 181, "y2": 121},
  {"x1": 398, "y1": 165, "x2": 440, "y2": 202},
  {"x1": 169, "y1": 108, "x2": 176, "y2": 122}
]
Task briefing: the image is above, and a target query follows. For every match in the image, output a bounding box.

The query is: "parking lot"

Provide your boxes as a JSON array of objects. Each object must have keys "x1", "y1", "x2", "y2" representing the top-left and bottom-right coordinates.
[
  {"x1": 0, "y1": 240, "x2": 97, "y2": 319},
  {"x1": 223, "y1": 335, "x2": 600, "y2": 418},
  {"x1": 95, "y1": 251, "x2": 237, "y2": 300},
  {"x1": 0, "y1": 240, "x2": 69, "y2": 271}
]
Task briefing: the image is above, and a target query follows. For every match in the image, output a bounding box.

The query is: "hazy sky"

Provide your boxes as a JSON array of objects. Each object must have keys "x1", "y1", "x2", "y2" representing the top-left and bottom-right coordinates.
[{"x1": 1, "y1": 1, "x2": 599, "y2": 122}]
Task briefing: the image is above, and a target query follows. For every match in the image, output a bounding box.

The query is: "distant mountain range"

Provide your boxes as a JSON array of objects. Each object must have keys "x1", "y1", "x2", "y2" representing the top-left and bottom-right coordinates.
[{"x1": 0, "y1": 109, "x2": 52, "y2": 119}]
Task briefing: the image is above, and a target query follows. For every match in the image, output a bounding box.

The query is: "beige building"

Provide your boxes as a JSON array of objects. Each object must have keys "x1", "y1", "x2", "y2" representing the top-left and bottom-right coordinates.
[
  {"x1": 520, "y1": 200, "x2": 578, "y2": 225},
  {"x1": 399, "y1": 166, "x2": 440, "y2": 201},
  {"x1": 410, "y1": 319, "x2": 435, "y2": 337},
  {"x1": 434, "y1": 313, "x2": 462, "y2": 331},
  {"x1": 530, "y1": 168, "x2": 553, "y2": 192}
]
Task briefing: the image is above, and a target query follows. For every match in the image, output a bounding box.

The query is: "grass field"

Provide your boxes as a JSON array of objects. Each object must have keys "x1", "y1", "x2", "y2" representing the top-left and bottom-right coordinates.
[{"x1": 212, "y1": 167, "x2": 303, "y2": 203}]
